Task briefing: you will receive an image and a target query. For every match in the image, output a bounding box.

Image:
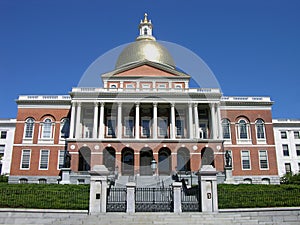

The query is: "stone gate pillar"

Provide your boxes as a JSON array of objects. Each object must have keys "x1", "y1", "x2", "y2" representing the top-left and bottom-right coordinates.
[
  {"x1": 126, "y1": 182, "x2": 136, "y2": 213},
  {"x1": 198, "y1": 165, "x2": 218, "y2": 212},
  {"x1": 172, "y1": 182, "x2": 182, "y2": 213},
  {"x1": 89, "y1": 165, "x2": 109, "y2": 214}
]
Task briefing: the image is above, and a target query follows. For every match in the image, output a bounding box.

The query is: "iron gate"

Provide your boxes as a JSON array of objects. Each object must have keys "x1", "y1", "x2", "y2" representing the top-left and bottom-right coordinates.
[
  {"x1": 181, "y1": 186, "x2": 200, "y2": 212},
  {"x1": 135, "y1": 187, "x2": 173, "y2": 212},
  {"x1": 106, "y1": 188, "x2": 127, "y2": 212}
]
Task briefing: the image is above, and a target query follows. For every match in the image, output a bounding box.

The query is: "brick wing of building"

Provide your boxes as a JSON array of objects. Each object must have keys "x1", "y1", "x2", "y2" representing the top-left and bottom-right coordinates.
[{"x1": 9, "y1": 14, "x2": 280, "y2": 185}]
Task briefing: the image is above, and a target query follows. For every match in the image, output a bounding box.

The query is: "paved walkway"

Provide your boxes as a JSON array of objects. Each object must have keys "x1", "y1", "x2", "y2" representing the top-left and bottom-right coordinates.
[{"x1": 0, "y1": 208, "x2": 299, "y2": 224}]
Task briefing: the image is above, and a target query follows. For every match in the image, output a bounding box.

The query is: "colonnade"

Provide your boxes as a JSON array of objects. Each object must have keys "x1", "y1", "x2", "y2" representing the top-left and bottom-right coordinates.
[{"x1": 69, "y1": 101, "x2": 222, "y2": 140}]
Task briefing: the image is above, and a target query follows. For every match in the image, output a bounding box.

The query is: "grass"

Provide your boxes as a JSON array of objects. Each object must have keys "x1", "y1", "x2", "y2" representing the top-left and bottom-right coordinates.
[
  {"x1": 0, "y1": 183, "x2": 299, "y2": 210},
  {"x1": 218, "y1": 184, "x2": 300, "y2": 208},
  {"x1": 0, "y1": 183, "x2": 89, "y2": 210}
]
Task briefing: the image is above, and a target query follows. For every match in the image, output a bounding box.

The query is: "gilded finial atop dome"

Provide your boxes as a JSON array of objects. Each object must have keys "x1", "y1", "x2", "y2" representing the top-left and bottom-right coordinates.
[{"x1": 143, "y1": 13, "x2": 148, "y2": 23}]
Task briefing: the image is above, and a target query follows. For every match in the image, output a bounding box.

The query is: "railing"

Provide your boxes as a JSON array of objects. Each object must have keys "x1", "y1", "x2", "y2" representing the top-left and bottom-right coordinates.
[
  {"x1": 107, "y1": 188, "x2": 127, "y2": 212},
  {"x1": 135, "y1": 187, "x2": 173, "y2": 212},
  {"x1": 0, "y1": 189, "x2": 89, "y2": 210},
  {"x1": 72, "y1": 87, "x2": 221, "y2": 94},
  {"x1": 181, "y1": 186, "x2": 200, "y2": 212}
]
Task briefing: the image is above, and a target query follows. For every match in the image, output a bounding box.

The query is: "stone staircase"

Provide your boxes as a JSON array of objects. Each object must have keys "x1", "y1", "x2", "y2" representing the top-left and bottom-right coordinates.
[{"x1": 1, "y1": 209, "x2": 300, "y2": 224}]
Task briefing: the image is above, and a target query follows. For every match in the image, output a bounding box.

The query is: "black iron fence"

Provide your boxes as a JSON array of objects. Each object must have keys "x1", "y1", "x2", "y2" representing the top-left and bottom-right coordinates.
[
  {"x1": 0, "y1": 189, "x2": 89, "y2": 210},
  {"x1": 135, "y1": 187, "x2": 173, "y2": 212},
  {"x1": 181, "y1": 186, "x2": 200, "y2": 212},
  {"x1": 106, "y1": 188, "x2": 127, "y2": 212}
]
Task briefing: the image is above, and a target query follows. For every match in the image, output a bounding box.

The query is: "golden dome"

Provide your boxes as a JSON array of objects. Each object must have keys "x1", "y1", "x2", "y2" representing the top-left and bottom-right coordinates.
[
  {"x1": 115, "y1": 13, "x2": 175, "y2": 69},
  {"x1": 115, "y1": 40, "x2": 175, "y2": 69}
]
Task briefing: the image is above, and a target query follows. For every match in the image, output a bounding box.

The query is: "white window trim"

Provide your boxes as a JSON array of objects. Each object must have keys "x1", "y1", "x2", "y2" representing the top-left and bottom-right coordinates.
[
  {"x1": 39, "y1": 149, "x2": 50, "y2": 170},
  {"x1": 175, "y1": 84, "x2": 183, "y2": 89},
  {"x1": 20, "y1": 149, "x2": 31, "y2": 170},
  {"x1": 222, "y1": 119, "x2": 231, "y2": 142},
  {"x1": 241, "y1": 150, "x2": 251, "y2": 170},
  {"x1": 57, "y1": 150, "x2": 65, "y2": 170},
  {"x1": 141, "y1": 117, "x2": 151, "y2": 138},
  {"x1": 236, "y1": 119, "x2": 252, "y2": 144},
  {"x1": 125, "y1": 83, "x2": 134, "y2": 89},
  {"x1": 106, "y1": 116, "x2": 116, "y2": 137},
  {"x1": 158, "y1": 117, "x2": 169, "y2": 138},
  {"x1": 124, "y1": 116, "x2": 134, "y2": 138},
  {"x1": 259, "y1": 150, "x2": 269, "y2": 170},
  {"x1": 109, "y1": 83, "x2": 118, "y2": 89},
  {"x1": 38, "y1": 118, "x2": 55, "y2": 143},
  {"x1": 23, "y1": 118, "x2": 35, "y2": 143},
  {"x1": 141, "y1": 83, "x2": 150, "y2": 90},
  {"x1": 255, "y1": 120, "x2": 266, "y2": 144}
]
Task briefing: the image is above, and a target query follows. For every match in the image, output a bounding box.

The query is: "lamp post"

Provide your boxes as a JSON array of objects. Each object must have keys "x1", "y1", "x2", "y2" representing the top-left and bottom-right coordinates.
[{"x1": 151, "y1": 159, "x2": 157, "y2": 176}]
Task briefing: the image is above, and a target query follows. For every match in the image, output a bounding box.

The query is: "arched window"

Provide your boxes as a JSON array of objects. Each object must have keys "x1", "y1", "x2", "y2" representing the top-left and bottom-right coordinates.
[
  {"x1": 238, "y1": 119, "x2": 249, "y2": 139},
  {"x1": 60, "y1": 118, "x2": 70, "y2": 138},
  {"x1": 243, "y1": 178, "x2": 252, "y2": 184},
  {"x1": 144, "y1": 27, "x2": 148, "y2": 35},
  {"x1": 41, "y1": 118, "x2": 53, "y2": 139},
  {"x1": 177, "y1": 148, "x2": 190, "y2": 172},
  {"x1": 256, "y1": 119, "x2": 265, "y2": 140},
  {"x1": 24, "y1": 118, "x2": 35, "y2": 138},
  {"x1": 222, "y1": 119, "x2": 231, "y2": 139},
  {"x1": 19, "y1": 178, "x2": 28, "y2": 184}
]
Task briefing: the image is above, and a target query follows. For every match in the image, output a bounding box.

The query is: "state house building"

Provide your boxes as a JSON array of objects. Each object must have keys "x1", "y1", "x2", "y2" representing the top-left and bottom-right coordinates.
[{"x1": 9, "y1": 14, "x2": 280, "y2": 185}]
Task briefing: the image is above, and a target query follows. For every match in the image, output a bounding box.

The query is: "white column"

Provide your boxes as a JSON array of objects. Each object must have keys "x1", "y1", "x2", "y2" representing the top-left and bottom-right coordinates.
[
  {"x1": 216, "y1": 103, "x2": 222, "y2": 139},
  {"x1": 98, "y1": 102, "x2": 105, "y2": 139},
  {"x1": 194, "y1": 103, "x2": 200, "y2": 139},
  {"x1": 210, "y1": 103, "x2": 217, "y2": 139},
  {"x1": 170, "y1": 103, "x2": 176, "y2": 139},
  {"x1": 188, "y1": 103, "x2": 193, "y2": 139},
  {"x1": 135, "y1": 103, "x2": 140, "y2": 139},
  {"x1": 69, "y1": 102, "x2": 76, "y2": 138},
  {"x1": 153, "y1": 102, "x2": 158, "y2": 139},
  {"x1": 117, "y1": 102, "x2": 122, "y2": 139},
  {"x1": 93, "y1": 102, "x2": 99, "y2": 139},
  {"x1": 75, "y1": 102, "x2": 82, "y2": 138}
]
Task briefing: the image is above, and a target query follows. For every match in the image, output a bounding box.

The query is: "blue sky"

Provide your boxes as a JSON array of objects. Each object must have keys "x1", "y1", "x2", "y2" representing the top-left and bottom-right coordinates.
[{"x1": 0, "y1": 0, "x2": 299, "y2": 119}]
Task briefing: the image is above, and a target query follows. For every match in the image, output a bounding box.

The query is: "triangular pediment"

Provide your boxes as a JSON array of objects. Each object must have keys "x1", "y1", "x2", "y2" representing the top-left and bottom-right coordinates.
[{"x1": 101, "y1": 61, "x2": 190, "y2": 78}]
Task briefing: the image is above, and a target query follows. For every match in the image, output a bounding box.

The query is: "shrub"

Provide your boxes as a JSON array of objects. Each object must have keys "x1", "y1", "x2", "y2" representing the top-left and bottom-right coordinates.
[
  {"x1": 280, "y1": 173, "x2": 300, "y2": 185},
  {"x1": 0, "y1": 175, "x2": 8, "y2": 183}
]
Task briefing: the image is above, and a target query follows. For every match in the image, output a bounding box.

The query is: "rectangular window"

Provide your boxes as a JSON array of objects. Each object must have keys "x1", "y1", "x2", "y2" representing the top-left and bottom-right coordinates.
[
  {"x1": 39, "y1": 149, "x2": 49, "y2": 170},
  {"x1": 142, "y1": 84, "x2": 150, "y2": 89},
  {"x1": 296, "y1": 145, "x2": 300, "y2": 156},
  {"x1": 158, "y1": 83, "x2": 167, "y2": 89},
  {"x1": 176, "y1": 118, "x2": 184, "y2": 137},
  {"x1": 0, "y1": 131, "x2": 7, "y2": 139},
  {"x1": 126, "y1": 83, "x2": 134, "y2": 89},
  {"x1": 199, "y1": 122, "x2": 208, "y2": 139},
  {"x1": 259, "y1": 150, "x2": 269, "y2": 169},
  {"x1": 298, "y1": 163, "x2": 300, "y2": 172},
  {"x1": 294, "y1": 131, "x2": 300, "y2": 139},
  {"x1": 285, "y1": 163, "x2": 291, "y2": 174},
  {"x1": 58, "y1": 150, "x2": 65, "y2": 169},
  {"x1": 158, "y1": 118, "x2": 168, "y2": 137},
  {"x1": 141, "y1": 118, "x2": 150, "y2": 138},
  {"x1": 0, "y1": 145, "x2": 5, "y2": 154},
  {"x1": 21, "y1": 149, "x2": 31, "y2": 169},
  {"x1": 241, "y1": 150, "x2": 251, "y2": 170},
  {"x1": 283, "y1": 144, "x2": 289, "y2": 156},
  {"x1": 124, "y1": 117, "x2": 134, "y2": 137},
  {"x1": 106, "y1": 118, "x2": 116, "y2": 137},
  {"x1": 281, "y1": 131, "x2": 287, "y2": 139}
]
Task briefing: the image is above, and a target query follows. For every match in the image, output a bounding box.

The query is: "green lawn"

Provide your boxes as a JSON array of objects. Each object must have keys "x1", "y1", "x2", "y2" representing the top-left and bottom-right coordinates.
[
  {"x1": 0, "y1": 183, "x2": 299, "y2": 210},
  {"x1": 218, "y1": 184, "x2": 300, "y2": 208}
]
